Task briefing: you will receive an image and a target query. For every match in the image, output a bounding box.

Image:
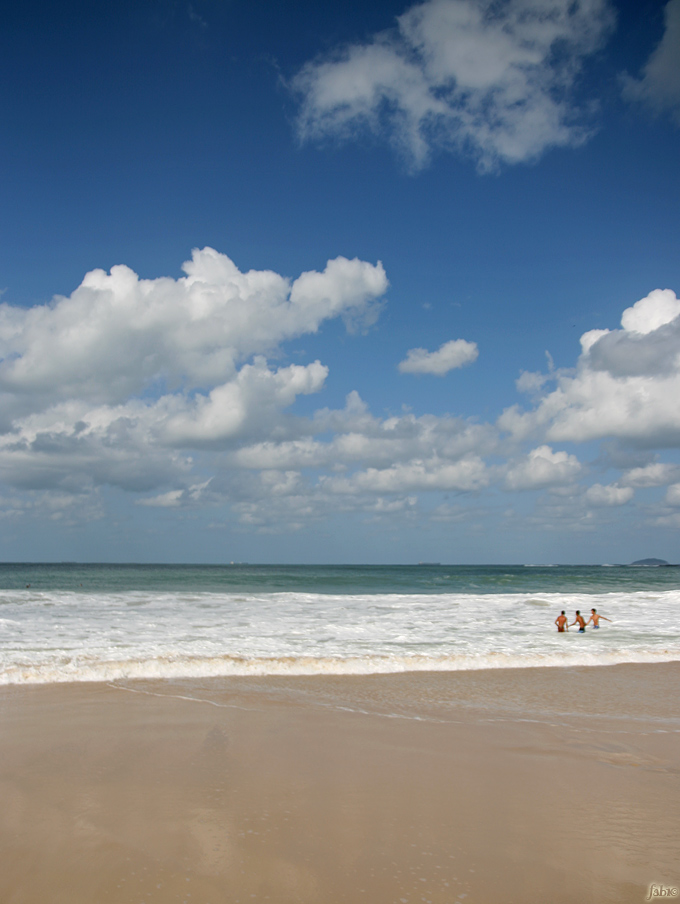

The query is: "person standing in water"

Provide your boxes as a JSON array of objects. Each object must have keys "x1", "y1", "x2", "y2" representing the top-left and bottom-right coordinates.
[
  {"x1": 570, "y1": 610, "x2": 586, "y2": 633},
  {"x1": 554, "y1": 611, "x2": 569, "y2": 632},
  {"x1": 586, "y1": 608, "x2": 611, "y2": 629}
]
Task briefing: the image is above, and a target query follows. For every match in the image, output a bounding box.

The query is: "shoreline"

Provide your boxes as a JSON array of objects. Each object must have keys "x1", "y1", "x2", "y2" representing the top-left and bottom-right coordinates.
[
  {"x1": 1, "y1": 662, "x2": 678, "y2": 903},
  {"x1": 4, "y1": 649, "x2": 680, "y2": 687}
]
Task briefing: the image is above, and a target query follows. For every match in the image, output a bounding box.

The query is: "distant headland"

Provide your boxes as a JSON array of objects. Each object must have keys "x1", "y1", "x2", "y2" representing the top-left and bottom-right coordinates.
[{"x1": 631, "y1": 558, "x2": 670, "y2": 566}]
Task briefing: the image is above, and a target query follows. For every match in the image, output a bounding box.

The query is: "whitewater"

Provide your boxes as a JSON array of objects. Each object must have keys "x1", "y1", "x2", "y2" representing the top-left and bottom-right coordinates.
[{"x1": 1, "y1": 563, "x2": 678, "y2": 684}]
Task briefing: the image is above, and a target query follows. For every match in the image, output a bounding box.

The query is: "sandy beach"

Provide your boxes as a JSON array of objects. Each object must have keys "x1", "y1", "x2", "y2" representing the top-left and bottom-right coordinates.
[{"x1": 1, "y1": 662, "x2": 678, "y2": 904}]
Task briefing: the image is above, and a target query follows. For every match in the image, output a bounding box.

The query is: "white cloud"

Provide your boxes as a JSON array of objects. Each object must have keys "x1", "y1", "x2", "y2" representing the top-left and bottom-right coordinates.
[
  {"x1": 0, "y1": 248, "x2": 498, "y2": 529},
  {"x1": 0, "y1": 400, "x2": 192, "y2": 493},
  {"x1": 665, "y1": 483, "x2": 680, "y2": 505},
  {"x1": 3, "y1": 248, "x2": 678, "y2": 540},
  {"x1": 137, "y1": 480, "x2": 213, "y2": 508},
  {"x1": 398, "y1": 338, "x2": 478, "y2": 374},
  {"x1": 499, "y1": 288, "x2": 680, "y2": 445},
  {"x1": 321, "y1": 455, "x2": 490, "y2": 495},
  {"x1": 504, "y1": 444, "x2": 582, "y2": 490},
  {"x1": 159, "y1": 358, "x2": 328, "y2": 446},
  {"x1": 620, "y1": 288, "x2": 680, "y2": 334},
  {"x1": 650, "y1": 512, "x2": 680, "y2": 528},
  {"x1": 0, "y1": 489, "x2": 105, "y2": 524},
  {"x1": 516, "y1": 368, "x2": 553, "y2": 394},
  {"x1": 622, "y1": 0, "x2": 680, "y2": 124},
  {"x1": 162, "y1": 386, "x2": 500, "y2": 528},
  {"x1": 621, "y1": 462, "x2": 680, "y2": 488},
  {"x1": 292, "y1": 0, "x2": 615, "y2": 171},
  {"x1": 226, "y1": 391, "x2": 497, "y2": 473},
  {"x1": 0, "y1": 248, "x2": 387, "y2": 413},
  {"x1": 0, "y1": 356, "x2": 331, "y2": 492},
  {"x1": 226, "y1": 474, "x2": 421, "y2": 533},
  {"x1": 429, "y1": 502, "x2": 479, "y2": 522},
  {"x1": 138, "y1": 489, "x2": 186, "y2": 508},
  {"x1": 584, "y1": 483, "x2": 634, "y2": 506},
  {"x1": 577, "y1": 289, "x2": 680, "y2": 380},
  {"x1": 0, "y1": 251, "x2": 388, "y2": 493}
]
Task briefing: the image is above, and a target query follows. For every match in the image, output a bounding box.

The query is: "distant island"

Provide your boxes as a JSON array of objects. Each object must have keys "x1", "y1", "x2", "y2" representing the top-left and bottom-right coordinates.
[{"x1": 631, "y1": 558, "x2": 670, "y2": 566}]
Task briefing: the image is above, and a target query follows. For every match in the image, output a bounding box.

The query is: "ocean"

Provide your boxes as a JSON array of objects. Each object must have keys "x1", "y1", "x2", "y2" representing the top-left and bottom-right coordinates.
[{"x1": 1, "y1": 563, "x2": 679, "y2": 684}]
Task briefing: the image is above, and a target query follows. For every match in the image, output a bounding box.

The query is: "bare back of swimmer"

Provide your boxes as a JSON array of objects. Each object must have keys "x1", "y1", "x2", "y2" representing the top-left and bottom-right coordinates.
[
  {"x1": 570, "y1": 610, "x2": 586, "y2": 632},
  {"x1": 555, "y1": 611, "x2": 569, "y2": 632}
]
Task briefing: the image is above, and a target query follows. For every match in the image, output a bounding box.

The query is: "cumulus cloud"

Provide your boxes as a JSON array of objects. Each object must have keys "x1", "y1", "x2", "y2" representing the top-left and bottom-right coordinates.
[
  {"x1": 229, "y1": 486, "x2": 420, "y2": 534},
  {"x1": 200, "y1": 392, "x2": 497, "y2": 530},
  {"x1": 137, "y1": 399, "x2": 495, "y2": 532},
  {"x1": 0, "y1": 250, "x2": 388, "y2": 492},
  {"x1": 0, "y1": 248, "x2": 387, "y2": 412},
  {"x1": 159, "y1": 358, "x2": 329, "y2": 447},
  {"x1": 504, "y1": 444, "x2": 582, "y2": 490},
  {"x1": 582, "y1": 289, "x2": 680, "y2": 377},
  {"x1": 292, "y1": 0, "x2": 615, "y2": 171},
  {"x1": 320, "y1": 455, "x2": 490, "y2": 495},
  {"x1": 3, "y1": 247, "x2": 678, "y2": 539},
  {"x1": 621, "y1": 462, "x2": 680, "y2": 488},
  {"x1": 499, "y1": 288, "x2": 680, "y2": 445},
  {"x1": 0, "y1": 248, "x2": 499, "y2": 532},
  {"x1": 665, "y1": 483, "x2": 680, "y2": 505},
  {"x1": 622, "y1": 0, "x2": 680, "y2": 124},
  {"x1": 620, "y1": 287, "x2": 680, "y2": 333},
  {"x1": 227, "y1": 391, "x2": 497, "y2": 472},
  {"x1": 398, "y1": 338, "x2": 478, "y2": 374},
  {"x1": 0, "y1": 489, "x2": 105, "y2": 525},
  {"x1": 584, "y1": 483, "x2": 634, "y2": 506}
]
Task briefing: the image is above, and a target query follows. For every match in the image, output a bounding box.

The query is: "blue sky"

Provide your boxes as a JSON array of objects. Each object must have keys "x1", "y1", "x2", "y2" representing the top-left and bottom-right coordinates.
[{"x1": 0, "y1": 0, "x2": 679, "y2": 563}]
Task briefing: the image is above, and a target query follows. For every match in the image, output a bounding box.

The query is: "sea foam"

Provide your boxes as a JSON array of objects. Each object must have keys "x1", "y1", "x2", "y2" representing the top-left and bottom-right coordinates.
[{"x1": 2, "y1": 584, "x2": 679, "y2": 685}]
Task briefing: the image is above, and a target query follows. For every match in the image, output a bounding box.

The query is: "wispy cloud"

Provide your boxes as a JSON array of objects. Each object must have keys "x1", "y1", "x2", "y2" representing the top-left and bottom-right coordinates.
[
  {"x1": 398, "y1": 338, "x2": 478, "y2": 374},
  {"x1": 292, "y1": 0, "x2": 615, "y2": 171},
  {"x1": 622, "y1": 0, "x2": 680, "y2": 124}
]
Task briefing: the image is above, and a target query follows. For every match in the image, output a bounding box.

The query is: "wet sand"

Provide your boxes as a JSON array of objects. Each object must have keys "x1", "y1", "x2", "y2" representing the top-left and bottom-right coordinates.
[{"x1": 0, "y1": 663, "x2": 678, "y2": 904}]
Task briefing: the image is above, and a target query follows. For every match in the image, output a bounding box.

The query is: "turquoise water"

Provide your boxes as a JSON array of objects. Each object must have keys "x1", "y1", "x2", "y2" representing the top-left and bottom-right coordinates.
[{"x1": 3, "y1": 562, "x2": 679, "y2": 594}]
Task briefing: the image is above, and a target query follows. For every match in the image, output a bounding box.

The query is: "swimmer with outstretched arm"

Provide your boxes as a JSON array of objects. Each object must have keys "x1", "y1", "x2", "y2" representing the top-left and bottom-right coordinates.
[{"x1": 586, "y1": 608, "x2": 611, "y2": 629}]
